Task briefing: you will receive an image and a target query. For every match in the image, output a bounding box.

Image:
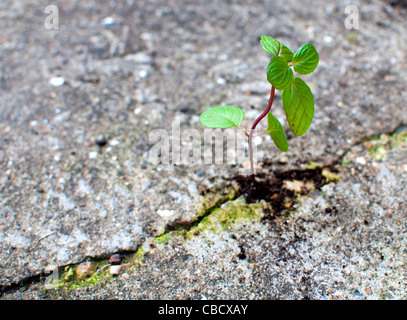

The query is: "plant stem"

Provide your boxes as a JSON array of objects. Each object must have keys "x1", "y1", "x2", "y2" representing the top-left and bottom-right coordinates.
[
  {"x1": 248, "y1": 86, "x2": 275, "y2": 176},
  {"x1": 252, "y1": 130, "x2": 267, "y2": 137}
]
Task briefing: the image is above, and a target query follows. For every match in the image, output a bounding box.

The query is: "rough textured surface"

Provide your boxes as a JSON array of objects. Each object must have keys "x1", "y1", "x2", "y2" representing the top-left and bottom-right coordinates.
[{"x1": 1, "y1": 0, "x2": 406, "y2": 299}]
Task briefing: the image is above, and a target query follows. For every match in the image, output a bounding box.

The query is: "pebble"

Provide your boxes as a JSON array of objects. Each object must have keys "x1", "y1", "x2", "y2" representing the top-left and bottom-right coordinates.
[
  {"x1": 355, "y1": 157, "x2": 366, "y2": 165},
  {"x1": 108, "y1": 254, "x2": 122, "y2": 265},
  {"x1": 354, "y1": 290, "x2": 363, "y2": 297},
  {"x1": 78, "y1": 200, "x2": 86, "y2": 207},
  {"x1": 109, "y1": 265, "x2": 123, "y2": 276},
  {"x1": 195, "y1": 170, "x2": 205, "y2": 177},
  {"x1": 101, "y1": 17, "x2": 115, "y2": 26},
  {"x1": 128, "y1": 52, "x2": 153, "y2": 65},
  {"x1": 157, "y1": 209, "x2": 175, "y2": 218},
  {"x1": 140, "y1": 32, "x2": 153, "y2": 41},
  {"x1": 49, "y1": 77, "x2": 65, "y2": 87},
  {"x1": 363, "y1": 141, "x2": 372, "y2": 148},
  {"x1": 323, "y1": 35, "x2": 333, "y2": 43},
  {"x1": 95, "y1": 134, "x2": 107, "y2": 147},
  {"x1": 216, "y1": 78, "x2": 226, "y2": 85},
  {"x1": 109, "y1": 139, "x2": 120, "y2": 146},
  {"x1": 278, "y1": 155, "x2": 288, "y2": 164},
  {"x1": 76, "y1": 262, "x2": 97, "y2": 280},
  {"x1": 218, "y1": 54, "x2": 228, "y2": 61},
  {"x1": 138, "y1": 69, "x2": 148, "y2": 78},
  {"x1": 383, "y1": 293, "x2": 393, "y2": 299},
  {"x1": 89, "y1": 151, "x2": 98, "y2": 159}
]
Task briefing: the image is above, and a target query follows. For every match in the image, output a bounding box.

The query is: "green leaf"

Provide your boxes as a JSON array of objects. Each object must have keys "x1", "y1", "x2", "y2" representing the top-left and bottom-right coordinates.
[
  {"x1": 260, "y1": 35, "x2": 293, "y2": 62},
  {"x1": 292, "y1": 44, "x2": 319, "y2": 75},
  {"x1": 281, "y1": 77, "x2": 314, "y2": 136},
  {"x1": 266, "y1": 112, "x2": 288, "y2": 152},
  {"x1": 199, "y1": 105, "x2": 245, "y2": 128},
  {"x1": 266, "y1": 56, "x2": 294, "y2": 90}
]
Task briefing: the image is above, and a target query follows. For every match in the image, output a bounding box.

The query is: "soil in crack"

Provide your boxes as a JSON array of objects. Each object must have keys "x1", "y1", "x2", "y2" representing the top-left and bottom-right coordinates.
[
  {"x1": 229, "y1": 168, "x2": 330, "y2": 220},
  {"x1": 167, "y1": 167, "x2": 334, "y2": 232}
]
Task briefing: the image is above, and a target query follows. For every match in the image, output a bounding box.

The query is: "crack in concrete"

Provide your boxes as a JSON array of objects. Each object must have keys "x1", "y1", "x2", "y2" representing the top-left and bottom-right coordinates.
[{"x1": 1, "y1": 123, "x2": 406, "y2": 297}]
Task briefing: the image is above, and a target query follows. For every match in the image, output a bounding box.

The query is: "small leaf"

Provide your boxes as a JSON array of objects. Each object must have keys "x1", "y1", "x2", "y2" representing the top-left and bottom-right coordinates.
[
  {"x1": 266, "y1": 112, "x2": 288, "y2": 152},
  {"x1": 292, "y1": 44, "x2": 319, "y2": 75},
  {"x1": 281, "y1": 77, "x2": 314, "y2": 136},
  {"x1": 199, "y1": 105, "x2": 245, "y2": 128},
  {"x1": 260, "y1": 35, "x2": 293, "y2": 62},
  {"x1": 266, "y1": 56, "x2": 294, "y2": 90}
]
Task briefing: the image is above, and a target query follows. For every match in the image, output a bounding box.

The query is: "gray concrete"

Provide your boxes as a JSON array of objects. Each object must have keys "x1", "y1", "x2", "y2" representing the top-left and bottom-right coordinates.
[{"x1": 1, "y1": 0, "x2": 406, "y2": 299}]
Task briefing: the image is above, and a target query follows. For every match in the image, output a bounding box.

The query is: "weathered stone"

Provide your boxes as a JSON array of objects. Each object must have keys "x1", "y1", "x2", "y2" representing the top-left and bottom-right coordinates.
[
  {"x1": 108, "y1": 254, "x2": 122, "y2": 265},
  {"x1": 76, "y1": 262, "x2": 97, "y2": 280},
  {"x1": 109, "y1": 265, "x2": 123, "y2": 276}
]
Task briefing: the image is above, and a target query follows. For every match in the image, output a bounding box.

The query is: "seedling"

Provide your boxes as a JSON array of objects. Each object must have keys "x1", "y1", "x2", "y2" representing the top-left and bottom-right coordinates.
[{"x1": 199, "y1": 36, "x2": 319, "y2": 175}]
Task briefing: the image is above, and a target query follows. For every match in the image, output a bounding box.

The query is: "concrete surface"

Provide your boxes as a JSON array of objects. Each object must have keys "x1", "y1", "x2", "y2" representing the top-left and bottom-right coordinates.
[{"x1": 0, "y1": 0, "x2": 406, "y2": 299}]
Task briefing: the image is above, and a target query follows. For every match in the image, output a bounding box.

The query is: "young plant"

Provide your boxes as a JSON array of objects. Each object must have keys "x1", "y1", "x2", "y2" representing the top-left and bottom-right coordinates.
[{"x1": 199, "y1": 36, "x2": 319, "y2": 176}]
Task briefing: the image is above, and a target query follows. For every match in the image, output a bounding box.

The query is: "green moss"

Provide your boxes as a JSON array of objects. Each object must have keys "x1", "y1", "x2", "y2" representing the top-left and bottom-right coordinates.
[
  {"x1": 341, "y1": 158, "x2": 351, "y2": 166},
  {"x1": 155, "y1": 232, "x2": 174, "y2": 245},
  {"x1": 390, "y1": 131, "x2": 407, "y2": 149},
  {"x1": 56, "y1": 260, "x2": 113, "y2": 290},
  {"x1": 62, "y1": 266, "x2": 75, "y2": 282},
  {"x1": 196, "y1": 185, "x2": 238, "y2": 218},
  {"x1": 345, "y1": 32, "x2": 359, "y2": 45},
  {"x1": 70, "y1": 268, "x2": 112, "y2": 289},
  {"x1": 367, "y1": 132, "x2": 407, "y2": 161},
  {"x1": 188, "y1": 196, "x2": 265, "y2": 236},
  {"x1": 133, "y1": 246, "x2": 145, "y2": 266},
  {"x1": 322, "y1": 168, "x2": 340, "y2": 182},
  {"x1": 370, "y1": 145, "x2": 387, "y2": 160},
  {"x1": 154, "y1": 230, "x2": 187, "y2": 245},
  {"x1": 306, "y1": 161, "x2": 323, "y2": 170}
]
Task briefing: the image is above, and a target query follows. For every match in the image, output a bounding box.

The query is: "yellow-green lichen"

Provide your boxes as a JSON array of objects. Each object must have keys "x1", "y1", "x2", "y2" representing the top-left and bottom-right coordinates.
[
  {"x1": 306, "y1": 161, "x2": 323, "y2": 170},
  {"x1": 133, "y1": 246, "x2": 145, "y2": 266},
  {"x1": 62, "y1": 265, "x2": 75, "y2": 282},
  {"x1": 367, "y1": 132, "x2": 407, "y2": 161},
  {"x1": 155, "y1": 232, "x2": 174, "y2": 245},
  {"x1": 196, "y1": 185, "x2": 238, "y2": 218},
  {"x1": 344, "y1": 32, "x2": 359, "y2": 45},
  {"x1": 322, "y1": 168, "x2": 340, "y2": 182},
  {"x1": 188, "y1": 196, "x2": 265, "y2": 236},
  {"x1": 55, "y1": 261, "x2": 113, "y2": 290},
  {"x1": 154, "y1": 230, "x2": 187, "y2": 245},
  {"x1": 341, "y1": 157, "x2": 351, "y2": 166}
]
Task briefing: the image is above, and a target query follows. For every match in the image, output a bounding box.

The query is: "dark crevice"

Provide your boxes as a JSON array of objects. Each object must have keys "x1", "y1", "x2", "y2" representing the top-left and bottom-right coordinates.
[
  {"x1": 0, "y1": 249, "x2": 139, "y2": 297},
  {"x1": 386, "y1": 0, "x2": 407, "y2": 9},
  {"x1": 329, "y1": 123, "x2": 407, "y2": 167},
  {"x1": 167, "y1": 165, "x2": 336, "y2": 233},
  {"x1": 237, "y1": 244, "x2": 247, "y2": 260},
  {"x1": 231, "y1": 167, "x2": 332, "y2": 221},
  {"x1": 0, "y1": 272, "x2": 47, "y2": 298}
]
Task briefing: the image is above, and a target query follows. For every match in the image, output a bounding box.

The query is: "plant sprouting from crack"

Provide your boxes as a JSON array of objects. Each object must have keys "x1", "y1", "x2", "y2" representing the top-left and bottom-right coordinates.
[{"x1": 199, "y1": 36, "x2": 319, "y2": 176}]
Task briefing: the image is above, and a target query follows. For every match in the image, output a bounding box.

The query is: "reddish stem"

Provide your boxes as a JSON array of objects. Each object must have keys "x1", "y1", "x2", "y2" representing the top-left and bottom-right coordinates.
[
  {"x1": 248, "y1": 86, "x2": 275, "y2": 176},
  {"x1": 252, "y1": 86, "x2": 275, "y2": 130}
]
